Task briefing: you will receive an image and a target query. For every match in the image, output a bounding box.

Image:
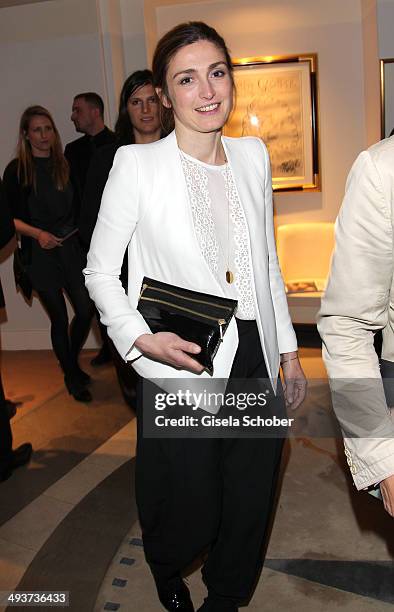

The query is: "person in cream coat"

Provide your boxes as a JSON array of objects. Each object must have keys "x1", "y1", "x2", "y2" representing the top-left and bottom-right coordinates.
[
  {"x1": 85, "y1": 22, "x2": 306, "y2": 612},
  {"x1": 318, "y1": 136, "x2": 394, "y2": 518}
]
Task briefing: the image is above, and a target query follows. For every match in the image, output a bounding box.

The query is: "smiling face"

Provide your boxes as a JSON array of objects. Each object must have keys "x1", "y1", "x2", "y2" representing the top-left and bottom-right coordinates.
[
  {"x1": 26, "y1": 115, "x2": 55, "y2": 157},
  {"x1": 127, "y1": 83, "x2": 161, "y2": 141},
  {"x1": 161, "y1": 39, "x2": 233, "y2": 138}
]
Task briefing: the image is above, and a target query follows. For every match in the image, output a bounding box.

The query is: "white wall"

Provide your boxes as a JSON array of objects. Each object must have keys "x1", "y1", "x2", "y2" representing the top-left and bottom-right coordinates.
[
  {"x1": 120, "y1": 0, "x2": 148, "y2": 74},
  {"x1": 377, "y1": 0, "x2": 394, "y2": 137},
  {"x1": 0, "y1": 0, "x2": 106, "y2": 349},
  {"x1": 146, "y1": 0, "x2": 369, "y2": 228},
  {"x1": 377, "y1": 0, "x2": 394, "y2": 59},
  {"x1": 361, "y1": 0, "x2": 380, "y2": 145},
  {"x1": 0, "y1": 0, "x2": 105, "y2": 170}
]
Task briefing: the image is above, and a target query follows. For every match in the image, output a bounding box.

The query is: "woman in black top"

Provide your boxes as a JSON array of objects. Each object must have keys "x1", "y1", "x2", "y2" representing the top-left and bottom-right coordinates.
[{"x1": 3, "y1": 106, "x2": 93, "y2": 402}]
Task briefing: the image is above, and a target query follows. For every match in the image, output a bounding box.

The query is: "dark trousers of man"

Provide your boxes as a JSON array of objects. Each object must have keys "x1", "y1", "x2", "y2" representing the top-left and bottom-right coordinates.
[
  {"x1": 135, "y1": 319, "x2": 284, "y2": 607},
  {"x1": 0, "y1": 373, "x2": 13, "y2": 475}
]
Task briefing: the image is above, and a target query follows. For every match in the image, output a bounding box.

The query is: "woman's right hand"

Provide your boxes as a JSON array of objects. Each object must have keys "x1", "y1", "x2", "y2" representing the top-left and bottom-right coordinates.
[
  {"x1": 37, "y1": 230, "x2": 62, "y2": 249},
  {"x1": 134, "y1": 332, "x2": 204, "y2": 373}
]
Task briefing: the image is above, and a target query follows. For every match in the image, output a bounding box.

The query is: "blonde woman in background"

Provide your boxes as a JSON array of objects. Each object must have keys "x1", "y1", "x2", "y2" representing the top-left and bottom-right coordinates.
[{"x1": 3, "y1": 106, "x2": 93, "y2": 402}]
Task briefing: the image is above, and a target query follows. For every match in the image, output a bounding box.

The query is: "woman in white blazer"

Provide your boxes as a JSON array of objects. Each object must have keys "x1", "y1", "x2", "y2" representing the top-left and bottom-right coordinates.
[{"x1": 85, "y1": 22, "x2": 306, "y2": 612}]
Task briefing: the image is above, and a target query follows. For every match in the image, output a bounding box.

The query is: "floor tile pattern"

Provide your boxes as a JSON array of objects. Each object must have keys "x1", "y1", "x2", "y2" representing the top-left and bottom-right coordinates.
[{"x1": 0, "y1": 349, "x2": 393, "y2": 612}]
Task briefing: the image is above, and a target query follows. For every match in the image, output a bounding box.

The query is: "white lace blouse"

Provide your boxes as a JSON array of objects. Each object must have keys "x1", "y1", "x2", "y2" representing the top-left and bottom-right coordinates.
[{"x1": 180, "y1": 149, "x2": 255, "y2": 320}]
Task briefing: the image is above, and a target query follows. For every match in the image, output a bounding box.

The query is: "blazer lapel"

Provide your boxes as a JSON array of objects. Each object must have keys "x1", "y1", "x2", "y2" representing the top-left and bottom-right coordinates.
[
  {"x1": 222, "y1": 137, "x2": 279, "y2": 384},
  {"x1": 222, "y1": 137, "x2": 262, "y2": 233}
]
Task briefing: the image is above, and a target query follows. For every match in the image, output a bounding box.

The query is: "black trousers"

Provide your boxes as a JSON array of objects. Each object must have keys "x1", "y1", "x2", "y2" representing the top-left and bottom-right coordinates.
[
  {"x1": 135, "y1": 320, "x2": 284, "y2": 606},
  {"x1": 110, "y1": 339, "x2": 139, "y2": 406},
  {"x1": 0, "y1": 372, "x2": 13, "y2": 474},
  {"x1": 37, "y1": 279, "x2": 93, "y2": 378}
]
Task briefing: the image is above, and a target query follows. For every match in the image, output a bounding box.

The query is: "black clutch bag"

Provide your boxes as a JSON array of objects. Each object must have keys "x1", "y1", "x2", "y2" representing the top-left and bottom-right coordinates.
[{"x1": 137, "y1": 277, "x2": 238, "y2": 374}]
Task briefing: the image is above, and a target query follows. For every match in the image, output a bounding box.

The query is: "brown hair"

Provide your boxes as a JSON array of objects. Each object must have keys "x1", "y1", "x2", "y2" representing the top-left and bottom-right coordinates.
[
  {"x1": 17, "y1": 105, "x2": 69, "y2": 191},
  {"x1": 114, "y1": 69, "x2": 173, "y2": 143},
  {"x1": 152, "y1": 21, "x2": 234, "y2": 99}
]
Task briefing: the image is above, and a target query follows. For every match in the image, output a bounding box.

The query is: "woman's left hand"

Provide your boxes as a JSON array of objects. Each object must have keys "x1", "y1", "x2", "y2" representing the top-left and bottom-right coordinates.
[
  {"x1": 281, "y1": 355, "x2": 307, "y2": 410},
  {"x1": 380, "y1": 474, "x2": 394, "y2": 517}
]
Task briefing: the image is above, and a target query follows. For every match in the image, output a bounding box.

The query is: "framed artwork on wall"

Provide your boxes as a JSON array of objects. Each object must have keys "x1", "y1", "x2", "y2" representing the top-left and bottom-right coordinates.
[
  {"x1": 380, "y1": 58, "x2": 394, "y2": 139},
  {"x1": 223, "y1": 54, "x2": 320, "y2": 192}
]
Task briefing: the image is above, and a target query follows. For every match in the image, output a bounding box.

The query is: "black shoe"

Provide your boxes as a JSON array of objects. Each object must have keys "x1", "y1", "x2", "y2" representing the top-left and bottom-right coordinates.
[
  {"x1": 64, "y1": 375, "x2": 92, "y2": 403},
  {"x1": 90, "y1": 347, "x2": 112, "y2": 367},
  {"x1": 157, "y1": 577, "x2": 194, "y2": 611},
  {"x1": 5, "y1": 399, "x2": 19, "y2": 420},
  {"x1": 71, "y1": 388, "x2": 92, "y2": 403},
  {"x1": 0, "y1": 442, "x2": 33, "y2": 482},
  {"x1": 12, "y1": 442, "x2": 33, "y2": 469},
  {"x1": 75, "y1": 367, "x2": 91, "y2": 386},
  {"x1": 0, "y1": 465, "x2": 12, "y2": 482},
  {"x1": 197, "y1": 599, "x2": 238, "y2": 612}
]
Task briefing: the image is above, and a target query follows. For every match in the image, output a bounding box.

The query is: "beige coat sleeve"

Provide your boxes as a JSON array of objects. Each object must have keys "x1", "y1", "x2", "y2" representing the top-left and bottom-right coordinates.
[{"x1": 317, "y1": 149, "x2": 394, "y2": 489}]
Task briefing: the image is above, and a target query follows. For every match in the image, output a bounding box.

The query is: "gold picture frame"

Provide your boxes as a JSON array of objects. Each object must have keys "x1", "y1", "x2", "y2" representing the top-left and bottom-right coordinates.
[
  {"x1": 380, "y1": 58, "x2": 394, "y2": 139},
  {"x1": 223, "y1": 54, "x2": 320, "y2": 192}
]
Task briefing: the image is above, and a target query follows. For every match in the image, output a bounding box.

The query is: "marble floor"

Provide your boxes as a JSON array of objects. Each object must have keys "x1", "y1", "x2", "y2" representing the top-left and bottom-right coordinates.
[{"x1": 0, "y1": 345, "x2": 393, "y2": 612}]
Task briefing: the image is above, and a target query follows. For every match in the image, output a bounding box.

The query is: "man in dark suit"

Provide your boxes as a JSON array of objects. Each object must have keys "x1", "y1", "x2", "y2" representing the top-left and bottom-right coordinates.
[
  {"x1": 0, "y1": 179, "x2": 32, "y2": 482},
  {"x1": 65, "y1": 92, "x2": 116, "y2": 218},
  {"x1": 65, "y1": 92, "x2": 116, "y2": 366}
]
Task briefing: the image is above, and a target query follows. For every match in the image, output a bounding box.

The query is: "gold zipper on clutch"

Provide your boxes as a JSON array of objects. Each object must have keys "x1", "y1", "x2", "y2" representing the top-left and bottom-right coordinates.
[
  {"x1": 139, "y1": 294, "x2": 226, "y2": 339},
  {"x1": 140, "y1": 283, "x2": 232, "y2": 311}
]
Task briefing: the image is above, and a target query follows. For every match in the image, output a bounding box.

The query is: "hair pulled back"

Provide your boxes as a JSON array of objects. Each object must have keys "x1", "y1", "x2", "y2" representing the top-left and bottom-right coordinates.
[{"x1": 152, "y1": 21, "x2": 234, "y2": 98}]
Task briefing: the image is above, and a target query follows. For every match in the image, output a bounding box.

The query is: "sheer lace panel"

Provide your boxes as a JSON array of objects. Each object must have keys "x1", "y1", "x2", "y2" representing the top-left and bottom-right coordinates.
[{"x1": 180, "y1": 150, "x2": 255, "y2": 319}]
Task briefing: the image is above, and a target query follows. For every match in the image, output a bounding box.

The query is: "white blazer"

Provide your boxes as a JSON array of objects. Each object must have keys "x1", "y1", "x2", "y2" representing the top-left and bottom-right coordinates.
[{"x1": 84, "y1": 130, "x2": 297, "y2": 392}]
